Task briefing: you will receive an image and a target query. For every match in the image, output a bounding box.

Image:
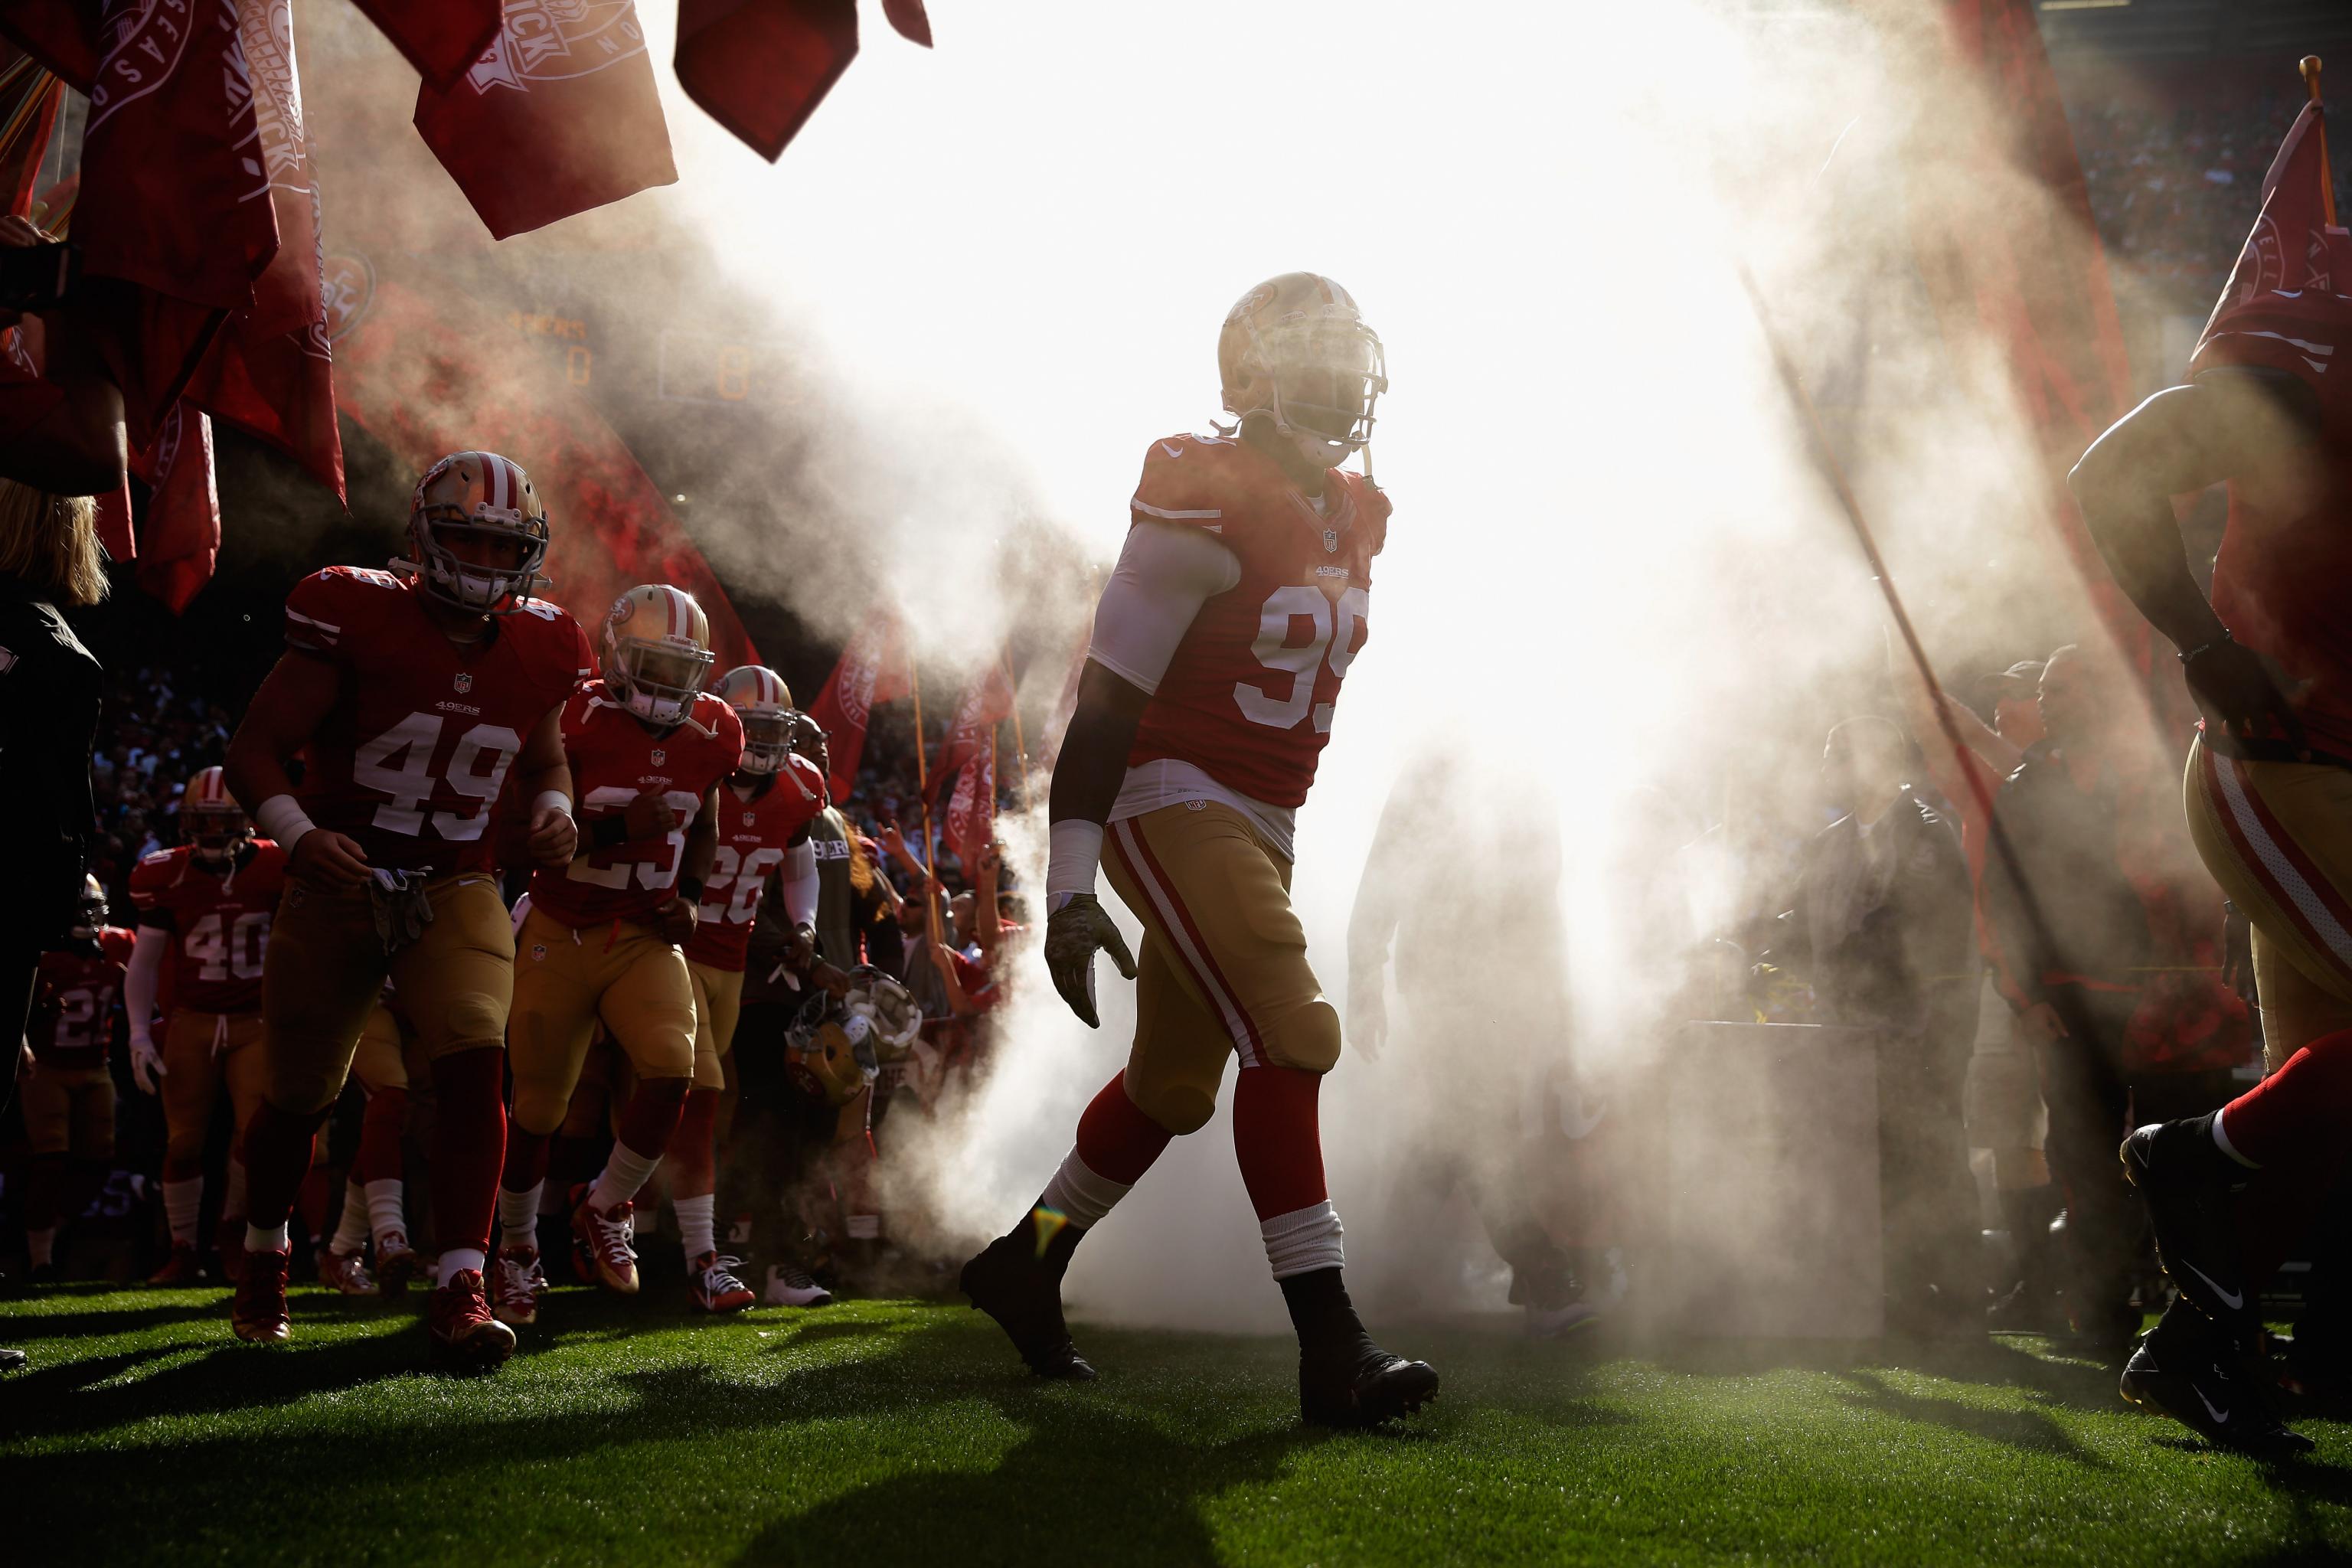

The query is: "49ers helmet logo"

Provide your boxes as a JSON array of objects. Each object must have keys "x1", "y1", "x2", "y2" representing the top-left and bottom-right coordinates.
[{"x1": 466, "y1": 1, "x2": 650, "y2": 96}]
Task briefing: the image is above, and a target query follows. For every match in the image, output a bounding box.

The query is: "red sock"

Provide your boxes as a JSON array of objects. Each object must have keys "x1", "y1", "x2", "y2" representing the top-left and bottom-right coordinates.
[
  {"x1": 502, "y1": 1127, "x2": 553, "y2": 1195},
  {"x1": 1073, "y1": 1073, "x2": 1174, "y2": 1185},
  {"x1": 296, "y1": 1153, "x2": 335, "y2": 1240},
  {"x1": 2216, "y1": 1031, "x2": 2352, "y2": 1168},
  {"x1": 1230, "y1": 1066, "x2": 1328, "y2": 1221},
  {"x1": 355, "y1": 1086, "x2": 409, "y2": 1184},
  {"x1": 667, "y1": 1088, "x2": 721, "y2": 1196},
  {"x1": 241, "y1": 1100, "x2": 329, "y2": 1232},
  {"x1": 430, "y1": 1049, "x2": 508, "y2": 1260},
  {"x1": 613, "y1": 1076, "x2": 689, "y2": 1161}
]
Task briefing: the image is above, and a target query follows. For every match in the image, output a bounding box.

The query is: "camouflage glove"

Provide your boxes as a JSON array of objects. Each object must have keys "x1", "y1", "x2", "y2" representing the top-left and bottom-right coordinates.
[{"x1": 1044, "y1": 892, "x2": 1137, "y2": 1029}]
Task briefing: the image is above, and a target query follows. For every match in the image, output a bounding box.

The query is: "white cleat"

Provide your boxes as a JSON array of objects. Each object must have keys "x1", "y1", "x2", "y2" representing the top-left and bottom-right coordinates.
[{"x1": 765, "y1": 1263, "x2": 833, "y2": 1308}]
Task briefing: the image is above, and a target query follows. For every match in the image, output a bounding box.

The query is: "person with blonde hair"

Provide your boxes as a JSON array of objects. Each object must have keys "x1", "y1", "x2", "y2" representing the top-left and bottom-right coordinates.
[{"x1": 0, "y1": 476, "x2": 108, "y2": 1370}]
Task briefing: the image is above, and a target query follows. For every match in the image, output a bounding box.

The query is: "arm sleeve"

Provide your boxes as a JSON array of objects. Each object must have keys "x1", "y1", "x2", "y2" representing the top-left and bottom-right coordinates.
[
  {"x1": 126, "y1": 926, "x2": 168, "y2": 1042},
  {"x1": 780, "y1": 839, "x2": 819, "y2": 928},
  {"x1": 1086, "y1": 522, "x2": 1243, "y2": 696}
]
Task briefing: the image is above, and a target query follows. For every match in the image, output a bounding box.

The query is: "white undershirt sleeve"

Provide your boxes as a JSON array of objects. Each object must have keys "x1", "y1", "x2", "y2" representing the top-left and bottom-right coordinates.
[
  {"x1": 780, "y1": 839, "x2": 820, "y2": 928},
  {"x1": 1086, "y1": 521, "x2": 1243, "y2": 696},
  {"x1": 126, "y1": 926, "x2": 168, "y2": 1046}
]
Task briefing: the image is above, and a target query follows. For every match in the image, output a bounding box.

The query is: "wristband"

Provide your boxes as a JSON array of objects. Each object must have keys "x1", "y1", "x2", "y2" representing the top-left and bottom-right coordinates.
[
  {"x1": 677, "y1": 875, "x2": 706, "y2": 903},
  {"x1": 533, "y1": 789, "x2": 573, "y2": 821},
  {"x1": 254, "y1": 793, "x2": 317, "y2": 852},
  {"x1": 1046, "y1": 819, "x2": 1105, "y2": 901}
]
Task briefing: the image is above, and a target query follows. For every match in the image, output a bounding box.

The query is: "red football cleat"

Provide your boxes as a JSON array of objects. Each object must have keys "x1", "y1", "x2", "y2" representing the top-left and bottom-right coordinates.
[
  {"x1": 688, "y1": 1253, "x2": 756, "y2": 1314},
  {"x1": 427, "y1": 1269, "x2": 517, "y2": 1374},
  {"x1": 491, "y1": 1246, "x2": 546, "y2": 1328},
  {"x1": 569, "y1": 1186, "x2": 639, "y2": 1295},
  {"x1": 147, "y1": 1241, "x2": 204, "y2": 1286},
  {"x1": 232, "y1": 1249, "x2": 292, "y2": 1344},
  {"x1": 373, "y1": 1233, "x2": 423, "y2": 1297},
  {"x1": 318, "y1": 1248, "x2": 376, "y2": 1298}
]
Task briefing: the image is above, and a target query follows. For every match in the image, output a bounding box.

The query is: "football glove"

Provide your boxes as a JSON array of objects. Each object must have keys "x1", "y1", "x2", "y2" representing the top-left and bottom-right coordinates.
[
  {"x1": 1045, "y1": 892, "x2": 1136, "y2": 1030},
  {"x1": 129, "y1": 1031, "x2": 166, "y2": 1095}
]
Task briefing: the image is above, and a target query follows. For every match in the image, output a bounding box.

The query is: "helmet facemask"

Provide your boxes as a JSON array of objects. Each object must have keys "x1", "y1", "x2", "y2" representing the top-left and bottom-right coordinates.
[
  {"x1": 609, "y1": 637, "x2": 714, "y2": 727},
  {"x1": 735, "y1": 708, "x2": 795, "y2": 774},
  {"x1": 70, "y1": 875, "x2": 106, "y2": 940},
  {"x1": 410, "y1": 510, "x2": 551, "y2": 615},
  {"x1": 185, "y1": 803, "x2": 250, "y2": 862},
  {"x1": 1236, "y1": 318, "x2": 1386, "y2": 470}
]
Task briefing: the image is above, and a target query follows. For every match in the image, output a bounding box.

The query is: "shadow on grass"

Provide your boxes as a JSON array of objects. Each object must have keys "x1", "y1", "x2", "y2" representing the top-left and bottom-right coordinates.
[
  {"x1": 1828, "y1": 1368, "x2": 2112, "y2": 1468},
  {"x1": 1648, "y1": 1330, "x2": 2126, "y2": 1418}
]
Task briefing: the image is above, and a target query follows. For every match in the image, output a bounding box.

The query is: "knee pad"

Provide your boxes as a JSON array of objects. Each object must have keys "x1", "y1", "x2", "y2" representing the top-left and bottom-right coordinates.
[
  {"x1": 1266, "y1": 998, "x2": 1342, "y2": 1075},
  {"x1": 440, "y1": 993, "x2": 508, "y2": 1057},
  {"x1": 1126, "y1": 1073, "x2": 1217, "y2": 1137},
  {"x1": 511, "y1": 1077, "x2": 573, "y2": 1138}
]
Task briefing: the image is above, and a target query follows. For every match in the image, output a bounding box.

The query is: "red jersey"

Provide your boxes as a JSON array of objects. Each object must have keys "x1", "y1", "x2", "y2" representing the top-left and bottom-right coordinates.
[
  {"x1": 529, "y1": 681, "x2": 746, "y2": 929},
  {"x1": 31, "y1": 929, "x2": 134, "y2": 1070},
  {"x1": 127, "y1": 841, "x2": 289, "y2": 1014},
  {"x1": 2193, "y1": 289, "x2": 2352, "y2": 756},
  {"x1": 684, "y1": 753, "x2": 830, "y2": 972},
  {"x1": 283, "y1": 567, "x2": 592, "y2": 876},
  {"x1": 1124, "y1": 433, "x2": 1388, "y2": 808}
]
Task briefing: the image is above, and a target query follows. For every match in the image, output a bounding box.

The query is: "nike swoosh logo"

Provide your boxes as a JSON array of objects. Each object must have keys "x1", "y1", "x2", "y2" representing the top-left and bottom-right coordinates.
[
  {"x1": 2197, "y1": 1387, "x2": 2230, "y2": 1424},
  {"x1": 2181, "y1": 1259, "x2": 2244, "y2": 1312},
  {"x1": 1159, "y1": 441, "x2": 1184, "y2": 458}
]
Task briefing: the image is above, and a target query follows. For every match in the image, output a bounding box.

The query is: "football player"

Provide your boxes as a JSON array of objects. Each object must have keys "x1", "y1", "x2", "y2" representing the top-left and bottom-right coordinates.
[
  {"x1": 960, "y1": 274, "x2": 1437, "y2": 1426},
  {"x1": 222, "y1": 452, "x2": 589, "y2": 1367},
  {"x1": 663, "y1": 665, "x2": 828, "y2": 1312},
  {"x1": 125, "y1": 767, "x2": 289, "y2": 1285},
  {"x1": 17, "y1": 877, "x2": 132, "y2": 1279},
  {"x1": 316, "y1": 988, "x2": 420, "y2": 1297},
  {"x1": 491, "y1": 586, "x2": 743, "y2": 1324}
]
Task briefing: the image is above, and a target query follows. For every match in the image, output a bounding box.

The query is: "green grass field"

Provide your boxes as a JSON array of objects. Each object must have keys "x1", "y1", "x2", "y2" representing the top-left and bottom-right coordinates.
[{"x1": 5, "y1": 1280, "x2": 2347, "y2": 1566}]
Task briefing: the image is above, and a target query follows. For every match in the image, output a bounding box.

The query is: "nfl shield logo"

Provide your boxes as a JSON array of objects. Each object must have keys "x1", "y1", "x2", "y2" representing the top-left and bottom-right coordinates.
[
  {"x1": 453, "y1": 671, "x2": 473, "y2": 694},
  {"x1": 530, "y1": 944, "x2": 546, "y2": 962},
  {"x1": 651, "y1": 749, "x2": 666, "y2": 766},
  {"x1": 1322, "y1": 528, "x2": 1338, "y2": 554},
  {"x1": 743, "y1": 812, "x2": 756, "y2": 825}
]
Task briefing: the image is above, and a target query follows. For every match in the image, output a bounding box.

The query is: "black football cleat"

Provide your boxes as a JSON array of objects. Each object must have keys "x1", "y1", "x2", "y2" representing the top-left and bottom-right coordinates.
[
  {"x1": 959, "y1": 1233, "x2": 1096, "y2": 1380},
  {"x1": 2121, "y1": 1307, "x2": 2312, "y2": 1455},
  {"x1": 2120, "y1": 1119, "x2": 2249, "y2": 1330},
  {"x1": 1300, "y1": 1340, "x2": 1441, "y2": 1429}
]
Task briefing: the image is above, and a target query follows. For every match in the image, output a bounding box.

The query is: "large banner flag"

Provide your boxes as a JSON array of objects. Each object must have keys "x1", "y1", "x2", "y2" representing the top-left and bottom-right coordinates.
[
  {"x1": 132, "y1": 401, "x2": 220, "y2": 613},
  {"x1": 933, "y1": 658, "x2": 1014, "y2": 866},
  {"x1": 323, "y1": 252, "x2": 758, "y2": 669},
  {"x1": 414, "y1": 0, "x2": 678, "y2": 239},
  {"x1": 805, "y1": 609, "x2": 912, "y2": 803},
  {"x1": 2192, "y1": 91, "x2": 2351, "y2": 377},
  {"x1": 675, "y1": 0, "x2": 861, "y2": 162},
  {"x1": 349, "y1": 0, "x2": 502, "y2": 89},
  {"x1": 0, "y1": 46, "x2": 60, "y2": 213}
]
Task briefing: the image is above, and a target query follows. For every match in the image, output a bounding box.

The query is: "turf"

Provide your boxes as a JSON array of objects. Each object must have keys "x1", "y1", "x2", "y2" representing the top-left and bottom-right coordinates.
[{"x1": 3, "y1": 1281, "x2": 2347, "y2": 1566}]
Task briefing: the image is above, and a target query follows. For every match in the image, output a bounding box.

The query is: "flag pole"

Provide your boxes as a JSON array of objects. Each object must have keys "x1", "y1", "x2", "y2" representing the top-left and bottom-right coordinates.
[
  {"x1": 1001, "y1": 652, "x2": 1031, "y2": 806},
  {"x1": 909, "y1": 665, "x2": 943, "y2": 949},
  {"x1": 987, "y1": 725, "x2": 1000, "y2": 849},
  {"x1": 2305, "y1": 57, "x2": 2337, "y2": 227}
]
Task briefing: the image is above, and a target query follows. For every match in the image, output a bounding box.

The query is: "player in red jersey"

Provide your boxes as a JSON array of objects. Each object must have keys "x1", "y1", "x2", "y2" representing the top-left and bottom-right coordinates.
[
  {"x1": 960, "y1": 273, "x2": 1437, "y2": 1426},
  {"x1": 123, "y1": 767, "x2": 290, "y2": 1285},
  {"x1": 491, "y1": 586, "x2": 743, "y2": 1326},
  {"x1": 17, "y1": 877, "x2": 132, "y2": 1279},
  {"x1": 222, "y1": 452, "x2": 587, "y2": 1367},
  {"x1": 654, "y1": 665, "x2": 829, "y2": 1312},
  {"x1": 2069, "y1": 87, "x2": 2352, "y2": 1452}
]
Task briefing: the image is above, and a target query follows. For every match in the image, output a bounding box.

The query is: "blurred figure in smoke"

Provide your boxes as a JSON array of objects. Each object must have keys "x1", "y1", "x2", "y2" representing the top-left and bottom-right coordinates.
[
  {"x1": 1794, "y1": 716, "x2": 1978, "y2": 1332},
  {"x1": 1348, "y1": 760, "x2": 1592, "y2": 1335},
  {"x1": 962, "y1": 273, "x2": 1438, "y2": 1427},
  {"x1": 1984, "y1": 648, "x2": 2243, "y2": 1360}
]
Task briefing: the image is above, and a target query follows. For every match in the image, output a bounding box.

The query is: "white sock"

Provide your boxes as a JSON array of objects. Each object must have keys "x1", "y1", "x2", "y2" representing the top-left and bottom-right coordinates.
[
  {"x1": 2212, "y1": 1109, "x2": 2260, "y2": 1169},
  {"x1": 245, "y1": 1221, "x2": 290, "y2": 1256},
  {"x1": 498, "y1": 1183, "x2": 544, "y2": 1253},
  {"x1": 676, "y1": 1193, "x2": 717, "y2": 1262},
  {"x1": 1260, "y1": 1200, "x2": 1345, "y2": 1280},
  {"x1": 437, "y1": 1248, "x2": 487, "y2": 1285},
  {"x1": 163, "y1": 1178, "x2": 203, "y2": 1244},
  {"x1": 1037, "y1": 1150, "x2": 1132, "y2": 1229},
  {"x1": 588, "y1": 1141, "x2": 662, "y2": 1211},
  {"x1": 330, "y1": 1181, "x2": 370, "y2": 1254},
  {"x1": 26, "y1": 1226, "x2": 55, "y2": 1267},
  {"x1": 224, "y1": 1158, "x2": 250, "y2": 1223},
  {"x1": 366, "y1": 1179, "x2": 407, "y2": 1246}
]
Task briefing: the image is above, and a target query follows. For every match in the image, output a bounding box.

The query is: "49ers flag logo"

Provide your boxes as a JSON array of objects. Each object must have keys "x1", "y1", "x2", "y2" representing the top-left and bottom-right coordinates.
[
  {"x1": 466, "y1": 0, "x2": 648, "y2": 93},
  {"x1": 806, "y1": 611, "x2": 912, "y2": 803}
]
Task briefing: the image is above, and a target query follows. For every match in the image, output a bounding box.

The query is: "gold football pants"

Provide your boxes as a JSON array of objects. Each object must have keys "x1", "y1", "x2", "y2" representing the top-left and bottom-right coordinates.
[
  {"x1": 260, "y1": 873, "x2": 515, "y2": 1115},
  {"x1": 21, "y1": 1064, "x2": 113, "y2": 1157},
  {"x1": 2186, "y1": 736, "x2": 2352, "y2": 1069},
  {"x1": 1102, "y1": 802, "x2": 1341, "y2": 1135},
  {"x1": 509, "y1": 906, "x2": 699, "y2": 1135},
  {"x1": 161, "y1": 1010, "x2": 266, "y2": 1168},
  {"x1": 687, "y1": 957, "x2": 744, "y2": 1079}
]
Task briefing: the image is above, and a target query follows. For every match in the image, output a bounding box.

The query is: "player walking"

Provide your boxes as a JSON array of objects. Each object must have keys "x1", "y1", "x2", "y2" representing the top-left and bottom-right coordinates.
[
  {"x1": 223, "y1": 452, "x2": 589, "y2": 1367},
  {"x1": 960, "y1": 273, "x2": 1438, "y2": 1426}
]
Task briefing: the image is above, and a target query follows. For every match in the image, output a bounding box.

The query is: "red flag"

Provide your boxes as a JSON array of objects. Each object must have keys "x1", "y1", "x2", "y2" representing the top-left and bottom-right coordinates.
[
  {"x1": 940, "y1": 741, "x2": 994, "y2": 869},
  {"x1": 182, "y1": 0, "x2": 344, "y2": 501},
  {"x1": 805, "y1": 610, "x2": 912, "y2": 803},
  {"x1": 413, "y1": 1, "x2": 677, "y2": 240},
  {"x1": 929, "y1": 658, "x2": 1014, "y2": 807},
  {"x1": 0, "y1": 3, "x2": 98, "y2": 89},
  {"x1": 675, "y1": 0, "x2": 858, "y2": 162},
  {"x1": 347, "y1": 0, "x2": 501, "y2": 90},
  {"x1": 881, "y1": 0, "x2": 932, "y2": 48},
  {"x1": 132, "y1": 401, "x2": 220, "y2": 612},
  {"x1": 324, "y1": 252, "x2": 757, "y2": 668},
  {"x1": 2193, "y1": 98, "x2": 2352, "y2": 377}
]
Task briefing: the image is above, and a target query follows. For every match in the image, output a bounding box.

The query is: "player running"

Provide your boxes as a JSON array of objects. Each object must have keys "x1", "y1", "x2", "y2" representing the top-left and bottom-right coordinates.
[
  {"x1": 491, "y1": 586, "x2": 743, "y2": 1327},
  {"x1": 2069, "y1": 81, "x2": 2350, "y2": 1452},
  {"x1": 223, "y1": 452, "x2": 589, "y2": 1367},
  {"x1": 125, "y1": 768, "x2": 289, "y2": 1285},
  {"x1": 18, "y1": 877, "x2": 131, "y2": 1280},
  {"x1": 959, "y1": 273, "x2": 1438, "y2": 1426}
]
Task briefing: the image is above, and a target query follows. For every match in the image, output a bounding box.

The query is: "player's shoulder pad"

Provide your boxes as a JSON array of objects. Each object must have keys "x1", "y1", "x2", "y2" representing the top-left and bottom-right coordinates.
[
  {"x1": 1131, "y1": 432, "x2": 1255, "y2": 531},
  {"x1": 508, "y1": 598, "x2": 593, "y2": 685},
  {"x1": 702, "y1": 691, "x2": 745, "y2": 740},
  {"x1": 780, "y1": 750, "x2": 829, "y2": 806},
  {"x1": 101, "y1": 926, "x2": 136, "y2": 963},
  {"x1": 1336, "y1": 469, "x2": 1392, "y2": 556},
  {"x1": 128, "y1": 847, "x2": 182, "y2": 904},
  {"x1": 286, "y1": 565, "x2": 400, "y2": 656}
]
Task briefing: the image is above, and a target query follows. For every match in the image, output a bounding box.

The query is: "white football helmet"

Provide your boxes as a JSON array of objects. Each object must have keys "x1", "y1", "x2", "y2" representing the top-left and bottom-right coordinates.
[
  {"x1": 603, "y1": 585, "x2": 714, "y2": 727},
  {"x1": 1217, "y1": 273, "x2": 1386, "y2": 470},
  {"x1": 712, "y1": 665, "x2": 795, "y2": 775}
]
